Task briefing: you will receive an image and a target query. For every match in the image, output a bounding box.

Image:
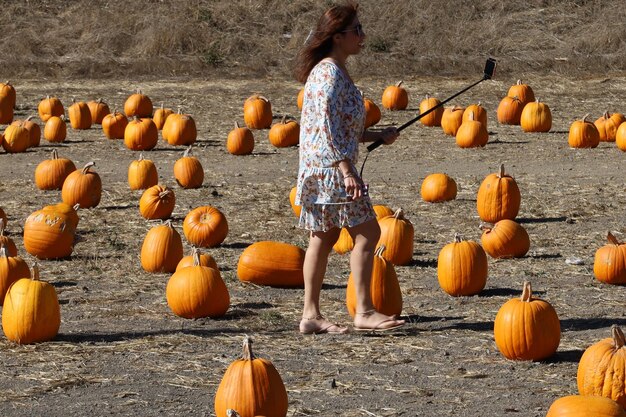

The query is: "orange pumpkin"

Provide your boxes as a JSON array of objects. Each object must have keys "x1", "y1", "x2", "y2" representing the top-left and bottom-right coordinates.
[
  {"x1": 268, "y1": 116, "x2": 299, "y2": 148},
  {"x1": 289, "y1": 186, "x2": 301, "y2": 217},
  {"x1": 16, "y1": 116, "x2": 41, "y2": 148},
  {"x1": 38, "y1": 95, "x2": 64, "y2": 122},
  {"x1": 0, "y1": 245, "x2": 30, "y2": 305},
  {"x1": 124, "y1": 90, "x2": 153, "y2": 118},
  {"x1": 568, "y1": 114, "x2": 600, "y2": 149},
  {"x1": 176, "y1": 247, "x2": 218, "y2": 272},
  {"x1": 546, "y1": 395, "x2": 626, "y2": 417},
  {"x1": 420, "y1": 173, "x2": 457, "y2": 202},
  {"x1": 237, "y1": 241, "x2": 305, "y2": 287},
  {"x1": 364, "y1": 96, "x2": 381, "y2": 128},
  {"x1": 594, "y1": 232, "x2": 626, "y2": 285},
  {"x1": 476, "y1": 164, "x2": 521, "y2": 223},
  {"x1": 214, "y1": 337, "x2": 288, "y2": 417},
  {"x1": 332, "y1": 227, "x2": 354, "y2": 255},
  {"x1": 226, "y1": 121, "x2": 254, "y2": 155},
  {"x1": 462, "y1": 102, "x2": 488, "y2": 127},
  {"x1": 595, "y1": 111, "x2": 625, "y2": 142},
  {"x1": 61, "y1": 162, "x2": 102, "y2": 209},
  {"x1": 102, "y1": 110, "x2": 128, "y2": 139},
  {"x1": 23, "y1": 206, "x2": 76, "y2": 259},
  {"x1": 507, "y1": 79, "x2": 535, "y2": 105},
  {"x1": 0, "y1": 207, "x2": 7, "y2": 228},
  {"x1": 153, "y1": 103, "x2": 174, "y2": 130},
  {"x1": 480, "y1": 219, "x2": 530, "y2": 258},
  {"x1": 419, "y1": 95, "x2": 443, "y2": 127},
  {"x1": 140, "y1": 221, "x2": 184, "y2": 273},
  {"x1": 373, "y1": 204, "x2": 394, "y2": 220},
  {"x1": 2, "y1": 121, "x2": 31, "y2": 153},
  {"x1": 68, "y1": 99, "x2": 92, "y2": 130},
  {"x1": 0, "y1": 81, "x2": 17, "y2": 108},
  {"x1": 243, "y1": 95, "x2": 273, "y2": 129},
  {"x1": 496, "y1": 95, "x2": 524, "y2": 125},
  {"x1": 455, "y1": 111, "x2": 488, "y2": 148},
  {"x1": 377, "y1": 208, "x2": 414, "y2": 265},
  {"x1": 43, "y1": 115, "x2": 67, "y2": 143},
  {"x1": 0, "y1": 219, "x2": 17, "y2": 257},
  {"x1": 441, "y1": 106, "x2": 465, "y2": 136},
  {"x1": 616, "y1": 122, "x2": 626, "y2": 151},
  {"x1": 124, "y1": 117, "x2": 158, "y2": 151},
  {"x1": 139, "y1": 184, "x2": 175, "y2": 220},
  {"x1": 162, "y1": 109, "x2": 197, "y2": 146},
  {"x1": 43, "y1": 202, "x2": 80, "y2": 230},
  {"x1": 34, "y1": 149, "x2": 76, "y2": 190},
  {"x1": 520, "y1": 99, "x2": 552, "y2": 132},
  {"x1": 381, "y1": 81, "x2": 408, "y2": 110},
  {"x1": 437, "y1": 234, "x2": 487, "y2": 296},
  {"x1": 494, "y1": 281, "x2": 560, "y2": 361},
  {"x1": 174, "y1": 146, "x2": 204, "y2": 189},
  {"x1": 128, "y1": 153, "x2": 158, "y2": 190},
  {"x1": 0, "y1": 97, "x2": 13, "y2": 124},
  {"x1": 296, "y1": 88, "x2": 304, "y2": 111},
  {"x1": 183, "y1": 206, "x2": 228, "y2": 248},
  {"x1": 87, "y1": 99, "x2": 110, "y2": 124}
]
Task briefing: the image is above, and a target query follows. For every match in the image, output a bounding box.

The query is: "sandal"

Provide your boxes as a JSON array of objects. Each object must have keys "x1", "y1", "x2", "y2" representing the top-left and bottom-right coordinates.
[
  {"x1": 299, "y1": 315, "x2": 349, "y2": 335},
  {"x1": 353, "y1": 310, "x2": 405, "y2": 333}
]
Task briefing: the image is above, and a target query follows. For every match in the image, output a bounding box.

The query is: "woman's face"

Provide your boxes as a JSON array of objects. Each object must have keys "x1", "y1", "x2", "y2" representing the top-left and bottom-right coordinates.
[{"x1": 336, "y1": 17, "x2": 365, "y2": 55}]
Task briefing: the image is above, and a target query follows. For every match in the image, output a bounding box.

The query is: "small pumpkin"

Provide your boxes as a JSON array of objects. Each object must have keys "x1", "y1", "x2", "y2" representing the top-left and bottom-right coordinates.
[
  {"x1": 174, "y1": 146, "x2": 204, "y2": 189},
  {"x1": 437, "y1": 234, "x2": 488, "y2": 296},
  {"x1": 377, "y1": 208, "x2": 414, "y2": 265},
  {"x1": 34, "y1": 149, "x2": 76, "y2": 190},
  {"x1": 128, "y1": 153, "x2": 158, "y2": 190},
  {"x1": 546, "y1": 395, "x2": 626, "y2": 417},
  {"x1": 333, "y1": 227, "x2": 354, "y2": 255},
  {"x1": 124, "y1": 89, "x2": 153, "y2": 118},
  {"x1": 2, "y1": 264, "x2": 61, "y2": 344},
  {"x1": 363, "y1": 95, "x2": 381, "y2": 128},
  {"x1": 0, "y1": 207, "x2": 6, "y2": 228},
  {"x1": 23, "y1": 206, "x2": 76, "y2": 259},
  {"x1": 38, "y1": 95, "x2": 64, "y2": 122},
  {"x1": 462, "y1": 102, "x2": 488, "y2": 127},
  {"x1": 296, "y1": 88, "x2": 304, "y2": 111},
  {"x1": 494, "y1": 281, "x2": 560, "y2": 361},
  {"x1": 227, "y1": 121, "x2": 254, "y2": 155},
  {"x1": 214, "y1": 336, "x2": 288, "y2": 417},
  {"x1": 594, "y1": 231, "x2": 626, "y2": 285},
  {"x1": 441, "y1": 106, "x2": 465, "y2": 136},
  {"x1": 87, "y1": 98, "x2": 110, "y2": 124},
  {"x1": 289, "y1": 186, "x2": 301, "y2": 217},
  {"x1": 124, "y1": 117, "x2": 158, "y2": 151},
  {"x1": 568, "y1": 114, "x2": 600, "y2": 149},
  {"x1": 455, "y1": 111, "x2": 488, "y2": 148},
  {"x1": 420, "y1": 173, "x2": 457, "y2": 202},
  {"x1": 507, "y1": 79, "x2": 535, "y2": 105},
  {"x1": 166, "y1": 249, "x2": 229, "y2": 319},
  {"x1": 68, "y1": 99, "x2": 92, "y2": 130},
  {"x1": 16, "y1": 116, "x2": 41, "y2": 148},
  {"x1": 162, "y1": 108, "x2": 197, "y2": 146},
  {"x1": 102, "y1": 110, "x2": 128, "y2": 139},
  {"x1": 616, "y1": 122, "x2": 626, "y2": 151},
  {"x1": 268, "y1": 116, "x2": 299, "y2": 148},
  {"x1": 61, "y1": 162, "x2": 102, "y2": 209},
  {"x1": 237, "y1": 241, "x2": 305, "y2": 287},
  {"x1": 0, "y1": 97, "x2": 13, "y2": 124},
  {"x1": 243, "y1": 95, "x2": 273, "y2": 129},
  {"x1": 140, "y1": 220, "x2": 184, "y2": 273},
  {"x1": 480, "y1": 219, "x2": 530, "y2": 258},
  {"x1": 419, "y1": 95, "x2": 443, "y2": 127},
  {"x1": 176, "y1": 247, "x2": 218, "y2": 272},
  {"x1": 139, "y1": 184, "x2": 175, "y2": 220},
  {"x1": 0, "y1": 81, "x2": 17, "y2": 108},
  {"x1": 43, "y1": 115, "x2": 67, "y2": 143},
  {"x1": 0, "y1": 245, "x2": 30, "y2": 305},
  {"x1": 520, "y1": 99, "x2": 552, "y2": 132},
  {"x1": 595, "y1": 111, "x2": 625, "y2": 142},
  {"x1": 476, "y1": 164, "x2": 521, "y2": 223},
  {"x1": 373, "y1": 204, "x2": 394, "y2": 220},
  {"x1": 496, "y1": 95, "x2": 524, "y2": 125},
  {"x1": 381, "y1": 81, "x2": 408, "y2": 110},
  {"x1": 153, "y1": 103, "x2": 174, "y2": 130},
  {"x1": 183, "y1": 205, "x2": 228, "y2": 248},
  {"x1": 0, "y1": 219, "x2": 17, "y2": 257},
  {"x1": 2, "y1": 121, "x2": 31, "y2": 153}
]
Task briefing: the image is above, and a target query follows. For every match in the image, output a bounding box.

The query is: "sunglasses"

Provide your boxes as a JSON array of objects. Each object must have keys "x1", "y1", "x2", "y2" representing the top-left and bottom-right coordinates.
[{"x1": 341, "y1": 23, "x2": 364, "y2": 37}]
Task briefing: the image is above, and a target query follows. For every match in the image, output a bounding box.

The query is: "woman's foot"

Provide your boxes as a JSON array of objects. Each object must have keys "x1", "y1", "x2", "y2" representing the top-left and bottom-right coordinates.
[
  {"x1": 353, "y1": 310, "x2": 405, "y2": 332},
  {"x1": 299, "y1": 315, "x2": 349, "y2": 334}
]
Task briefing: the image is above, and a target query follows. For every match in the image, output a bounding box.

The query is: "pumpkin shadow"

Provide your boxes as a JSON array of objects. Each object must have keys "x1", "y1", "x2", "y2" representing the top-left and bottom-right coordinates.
[
  {"x1": 544, "y1": 349, "x2": 585, "y2": 364},
  {"x1": 220, "y1": 242, "x2": 251, "y2": 249},
  {"x1": 406, "y1": 258, "x2": 437, "y2": 268},
  {"x1": 322, "y1": 282, "x2": 346, "y2": 290},
  {"x1": 100, "y1": 204, "x2": 135, "y2": 211},
  {"x1": 527, "y1": 253, "x2": 562, "y2": 259},
  {"x1": 237, "y1": 301, "x2": 274, "y2": 310},
  {"x1": 488, "y1": 139, "x2": 530, "y2": 145},
  {"x1": 560, "y1": 317, "x2": 626, "y2": 332},
  {"x1": 434, "y1": 320, "x2": 494, "y2": 332},
  {"x1": 478, "y1": 287, "x2": 545, "y2": 298},
  {"x1": 517, "y1": 216, "x2": 567, "y2": 224},
  {"x1": 55, "y1": 327, "x2": 242, "y2": 343}
]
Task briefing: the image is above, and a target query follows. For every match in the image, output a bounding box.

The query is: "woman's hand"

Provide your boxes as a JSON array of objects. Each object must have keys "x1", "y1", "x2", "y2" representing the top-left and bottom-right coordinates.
[
  {"x1": 343, "y1": 172, "x2": 365, "y2": 200},
  {"x1": 379, "y1": 127, "x2": 399, "y2": 145}
]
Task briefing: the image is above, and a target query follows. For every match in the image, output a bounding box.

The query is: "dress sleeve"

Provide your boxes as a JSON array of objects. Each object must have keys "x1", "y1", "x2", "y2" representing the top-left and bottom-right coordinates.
[{"x1": 318, "y1": 64, "x2": 352, "y2": 164}]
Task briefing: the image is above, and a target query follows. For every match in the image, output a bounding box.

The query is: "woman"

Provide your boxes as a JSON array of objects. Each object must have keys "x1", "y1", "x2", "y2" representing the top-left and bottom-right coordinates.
[{"x1": 294, "y1": 2, "x2": 405, "y2": 334}]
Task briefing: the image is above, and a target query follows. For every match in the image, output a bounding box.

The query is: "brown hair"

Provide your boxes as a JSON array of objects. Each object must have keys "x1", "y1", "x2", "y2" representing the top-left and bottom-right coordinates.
[{"x1": 293, "y1": 2, "x2": 359, "y2": 83}]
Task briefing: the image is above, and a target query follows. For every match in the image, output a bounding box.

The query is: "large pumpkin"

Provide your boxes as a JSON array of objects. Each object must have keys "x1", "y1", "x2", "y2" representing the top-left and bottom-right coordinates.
[
  {"x1": 124, "y1": 117, "x2": 158, "y2": 151},
  {"x1": 23, "y1": 206, "x2": 76, "y2": 259},
  {"x1": 616, "y1": 122, "x2": 626, "y2": 152},
  {"x1": 237, "y1": 241, "x2": 305, "y2": 287},
  {"x1": 520, "y1": 99, "x2": 552, "y2": 132},
  {"x1": 346, "y1": 245, "x2": 402, "y2": 318},
  {"x1": 2, "y1": 121, "x2": 30, "y2": 153},
  {"x1": 546, "y1": 395, "x2": 626, "y2": 417},
  {"x1": 174, "y1": 146, "x2": 204, "y2": 189},
  {"x1": 577, "y1": 325, "x2": 626, "y2": 407},
  {"x1": 268, "y1": 116, "x2": 299, "y2": 148},
  {"x1": 227, "y1": 121, "x2": 254, "y2": 155},
  {"x1": 87, "y1": 98, "x2": 110, "y2": 124},
  {"x1": 183, "y1": 206, "x2": 228, "y2": 247},
  {"x1": 153, "y1": 103, "x2": 174, "y2": 130},
  {"x1": 43, "y1": 115, "x2": 67, "y2": 143},
  {"x1": 102, "y1": 110, "x2": 129, "y2": 140},
  {"x1": 162, "y1": 109, "x2": 197, "y2": 146},
  {"x1": 68, "y1": 99, "x2": 92, "y2": 130},
  {"x1": 166, "y1": 250, "x2": 229, "y2": 318},
  {"x1": 594, "y1": 231, "x2": 626, "y2": 285},
  {"x1": 176, "y1": 247, "x2": 218, "y2": 272},
  {"x1": 377, "y1": 208, "x2": 414, "y2": 265},
  {"x1": 139, "y1": 184, "x2": 175, "y2": 220},
  {"x1": 140, "y1": 221, "x2": 184, "y2": 273},
  {"x1": 34, "y1": 149, "x2": 76, "y2": 190},
  {"x1": 38, "y1": 95, "x2": 64, "y2": 122},
  {"x1": 420, "y1": 173, "x2": 457, "y2": 202},
  {"x1": 363, "y1": 95, "x2": 381, "y2": 128},
  {"x1": 381, "y1": 81, "x2": 408, "y2": 110},
  {"x1": 496, "y1": 95, "x2": 524, "y2": 125},
  {"x1": 437, "y1": 234, "x2": 487, "y2": 296},
  {"x1": 494, "y1": 281, "x2": 560, "y2": 361},
  {"x1": 480, "y1": 219, "x2": 530, "y2": 258},
  {"x1": 124, "y1": 90, "x2": 153, "y2": 118},
  {"x1": 0, "y1": 245, "x2": 30, "y2": 306},
  {"x1": 17, "y1": 116, "x2": 41, "y2": 148},
  {"x1": 214, "y1": 337, "x2": 288, "y2": 417},
  {"x1": 441, "y1": 106, "x2": 465, "y2": 136},
  {"x1": 128, "y1": 153, "x2": 158, "y2": 190},
  {"x1": 419, "y1": 95, "x2": 443, "y2": 127},
  {"x1": 61, "y1": 162, "x2": 102, "y2": 209},
  {"x1": 568, "y1": 114, "x2": 600, "y2": 149},
  {"x1": 243, "y1": 95, "x2": 273, "y2": 129},
  {"x1": 462, "y1": 102, "x2": 488, "y2": 128},
  {"x1": 476, "y1": 164, "x2": 521, "y2": 223},
  {"x1": 507, "y1": 80, "x2": 535, "y2": 105},
  {"x1": 455, "y1": 111, "x2": 488, "y2": 148},
  {"x1": 288, "y1": 186, "x2": 301, "y2": 217},
  {"x1": 2, "y1": 264, "x2": 61, "y2": 344},
  {"x1": 0, "y1": 81, "x2": 16, "y2": 108}
]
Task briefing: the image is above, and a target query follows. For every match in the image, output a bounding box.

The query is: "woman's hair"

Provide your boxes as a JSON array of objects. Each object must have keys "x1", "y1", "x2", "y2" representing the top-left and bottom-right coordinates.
[{"x1": 293, "y1": 2, "x2": 359, "y2": 83}]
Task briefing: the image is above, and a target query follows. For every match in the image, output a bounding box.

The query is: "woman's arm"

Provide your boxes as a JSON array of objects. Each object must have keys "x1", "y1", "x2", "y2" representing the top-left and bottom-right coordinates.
[{"x1": 360, "y1": 127, "x2": 399, "y2": 144}]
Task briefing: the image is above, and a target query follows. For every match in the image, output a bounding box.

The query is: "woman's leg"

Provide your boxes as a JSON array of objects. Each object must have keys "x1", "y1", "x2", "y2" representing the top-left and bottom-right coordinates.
[
  {"x1": 348, "y1": 218, "x2": 405, "y2": 330},
  {"x1": 300, "y1": 227, "x2": 348, "y2": 334}
]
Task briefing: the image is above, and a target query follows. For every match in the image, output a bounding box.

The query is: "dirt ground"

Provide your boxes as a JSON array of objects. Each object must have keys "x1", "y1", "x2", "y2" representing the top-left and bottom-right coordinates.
[{"x1": 1, "y1": 73, "x2": 626, "y2": 417}]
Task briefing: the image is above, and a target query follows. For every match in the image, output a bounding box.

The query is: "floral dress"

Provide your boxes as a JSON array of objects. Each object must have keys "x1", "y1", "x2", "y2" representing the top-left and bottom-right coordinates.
[{"x1": 295, "y1": 59, "x2": 375, "y2": 232}]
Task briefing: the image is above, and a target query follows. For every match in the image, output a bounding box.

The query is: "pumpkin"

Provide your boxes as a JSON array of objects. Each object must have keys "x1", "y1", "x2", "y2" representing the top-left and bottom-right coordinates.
[
  {"x1": 333, "y1": 227, "x2": 354, "y2": 254},
  {"x1": 496, "y1": 95, "x2": 524, "y2": 125},
  {"x1": 421, "y1": 173, "x2": 457, "y2": 202},
  {"x1": 616, "y1": 122, "x2": 626, "y2": 151},
  {"x1": 183, "y1": 205, "x2": 228, "y2": 247},
  {"x1": 43, "y1": 202, "x2": 80, "y2": 230},
  {"x1": 0, "y1": 207, "x2": 6, "y2": 228},
  {"x1": 140, "y1": 221, "x2": 184, "y2": 273},
  {"x1": 381, "y1": 81, "x2": 408, "y2": 110},
  {"x1": 546, "y1": 395, "x2": 626, "y2": 417},
  {"x1": 476, "y1": 164, "x2": 521, "y2": 223},
  {"x1": 176, "y1": 247, "x2": 218, "y2": 272},
  {"x1": 462, "y1": 102, "x2": 488, "y2": 127},
  {"x1": 87, "y1": 98, "x2": 110, "y2": 124},
  {"x1": 568, "y1": 114, "x2": 600, "y2": 149},
  {"x1": 0, "y1": 97, "x2": 13, "y2": 124},
  {"x1": 102, "y1": 110, "x2": 128, "y2": 139},
  {"x1": 297, "y1": 88, "x2": 304, "y2": 111},
  {"x1": 2, "y1": 121, "x2": 31, "y2": 153},
  {"x1": 441, "y1": 106, "x2": 465, "y2": 136},
  {"x1": 174, "y1": 146, "x2": 204, "y2": 189},
  {"x1": 419, "y1": 95, "x2": 443, "y2": 127},
  {"x1": 507, "y1": 79, "x2": 535, "y2": 105},
  {"x1": 243, "y1": 95, "x2": 273, "y2": 129},
  {"x1": 594, "y1": 231, "x2": 626, "y2": 285},
  {"x1": 494, "y1": 281, "x2": 560, "y2": 360},
  {"x1": 38, "y1": 95, "x2": 64, "y2": 122},
  {"x1": 23, "y1": 206, "x2": 76, "y2": 259},
  {"x1": 595, "y1": 111, "x2": 625, "y2": 142},
  {"x1": 364, "y1": 95, "x2": 381, "y2": 128},
  {"x1": 480, "y1": 219, "x2": 530, "y2": 258},
  {"x1": 2, "y1": 264, "x2": 61, "y2": 344},
  {"x1": 61, "y1": 161, "x2": 102, "y2": 209},
  {"x1": 289, "y1": 186, "x2": 301, "y2": 217},
  {"x1": 346, "y1": 245, "x2": 402, "y2": 318},
  {"x1": 214, "y1": 336, "x2": 288, "y2": 417},
  {"x1": 124, "y1": 117, "x2": 158, "y2": 151},
  {"x1": 43, "y1": 115, "x2": 67, "y2": 143},
  {"x1": 68, "y1": 99, "x2": 92, "y2": 129},
  {"x1": 237, "y1": 241, "x2": 305, "y2": 287},
  {"x1": 34, "y1": 149, "x2": 77, "y2": 190},
  {"x1": 520, "y1": 99, "x2": 552, "y2": 132},
  {"x1": 268, "y1": 116, "x2": 299, "y2": 148},
  {"x1": 162, "y1": 109, "x2": 197, "y2": 146},
  {"x1": 16, "y1": 116, "x2": 41, "y2": 147},
  {"x1": 0, "y1": 245, "x2": 30, "y2": 305},
  {"x1": 139, "y1": 184, "x2": 175, "y2": 220},
  {"x1": 377, "y1": 208, "x2": 414, "y2": 265},
  {"x1": 153, "y1": 103, "x2": 173, "y2": 130},
  {"x1": 455, "y1": 111, "x2": 488, "y2": 148},
  {"x1": 577, "y1": 325, "x2": 626, "y2": 407},
  {"x1": 128, "y1": 153, "x2": 158, "y2": 190},
  {"x1": 124, "y1": 89, "x2": 153, "y2": 118},
  {"x1": 227, "y1": 121, "x2": 255, "y2": 155},
  {"x1": 0, "y1": 81, "x2": 16, "y2": 108},
  {"x1": 0, "y1": 219, "x2": 17, "y2": 257},
  {"x1": 166, "y1": 249, "x2": 229, "y2": 318},
  {"x1": 437, "y1": 233, "x2": 488, "y2": 296},
  {"x1": 373, "y1": 204, "x2": 394, "y2": 220}
]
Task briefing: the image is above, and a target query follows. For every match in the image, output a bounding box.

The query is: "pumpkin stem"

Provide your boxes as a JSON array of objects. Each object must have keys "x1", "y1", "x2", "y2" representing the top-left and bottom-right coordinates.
[
  {"x1": 234, "y1": 121, "x2": 240, "y2": 129},
  {"x1": 26, "y1": 115, "x2": 35, "y2": 122},
  {"x1": 242, "y1": 335, "x2": 255, "y2": 360},
  {"x1": 51, "y1": 149, "x2": 59, "y2": 160},
  {"x1": 177, "y1": 106, "x2": 183, "y2": 115},
  {"x1": 183, "y1": 145, "x2": 193, "y2": 157},
  {"x1": 0, "y1": 218, "x2": 5, "y2": 236},
  {"x1": 72, "y1": 203, "x2": 81, "y2": 212},
  {"x1": 281, "y1": 115, "x2": 287, "y2": 124},
  {"x1": 396, "y1": 81, "x2": 403, "y2": 87},
  {"x1": 375, "y1": 245, "x2": 386, "y2": 257},
  {"x1": 604, "y1": 111, "x2": 610, "y2": 119},
  {"x1": 582, "y1": 113, "x2": 590, "y2": 123},
  {"x1": 226, "y1": 410, "x2": 241, "y2": 417},
  {"x1": 607, "y1": 231, "x2": 621, "y2": 246},
  {"x1": 453, "y1": 233, "x2": 463, "y2": 243},
  {"x1": 498, "y1": 163, "x2": 506, "y2": 178},
  {"x1": 393, "y1": 208, "x2": 403, "y2": 219},
  {"x1": 0, "y1": 244, "x2": 6, "y2": 258},
  {"x1": 32, "y1": 263, "x2": 40, "y2": 281},
  {"x1": 192, "y1": 248, "x2": 201, "y2": 266},
  {"x1": 520, "y1": 281, "x2": 532, "y2": 302},
  {"x1": 478, "y1": 222, "x2": 493, "y2": 232},
  {"x1": 82, "y1": 161, "x2": 96, "y2": 174},
  {"x1": 516, "y1": 79, "x2": 522, "y2": 85},
  {"x1": 138, "y1": 153, "x2": 144, "y2": 162},
  {"x1": 611, "y1": 325, "x2": 626, "y2": 350},
  {"x1": 158, "y1": 188, "x2": 172, "y2": 199}
]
